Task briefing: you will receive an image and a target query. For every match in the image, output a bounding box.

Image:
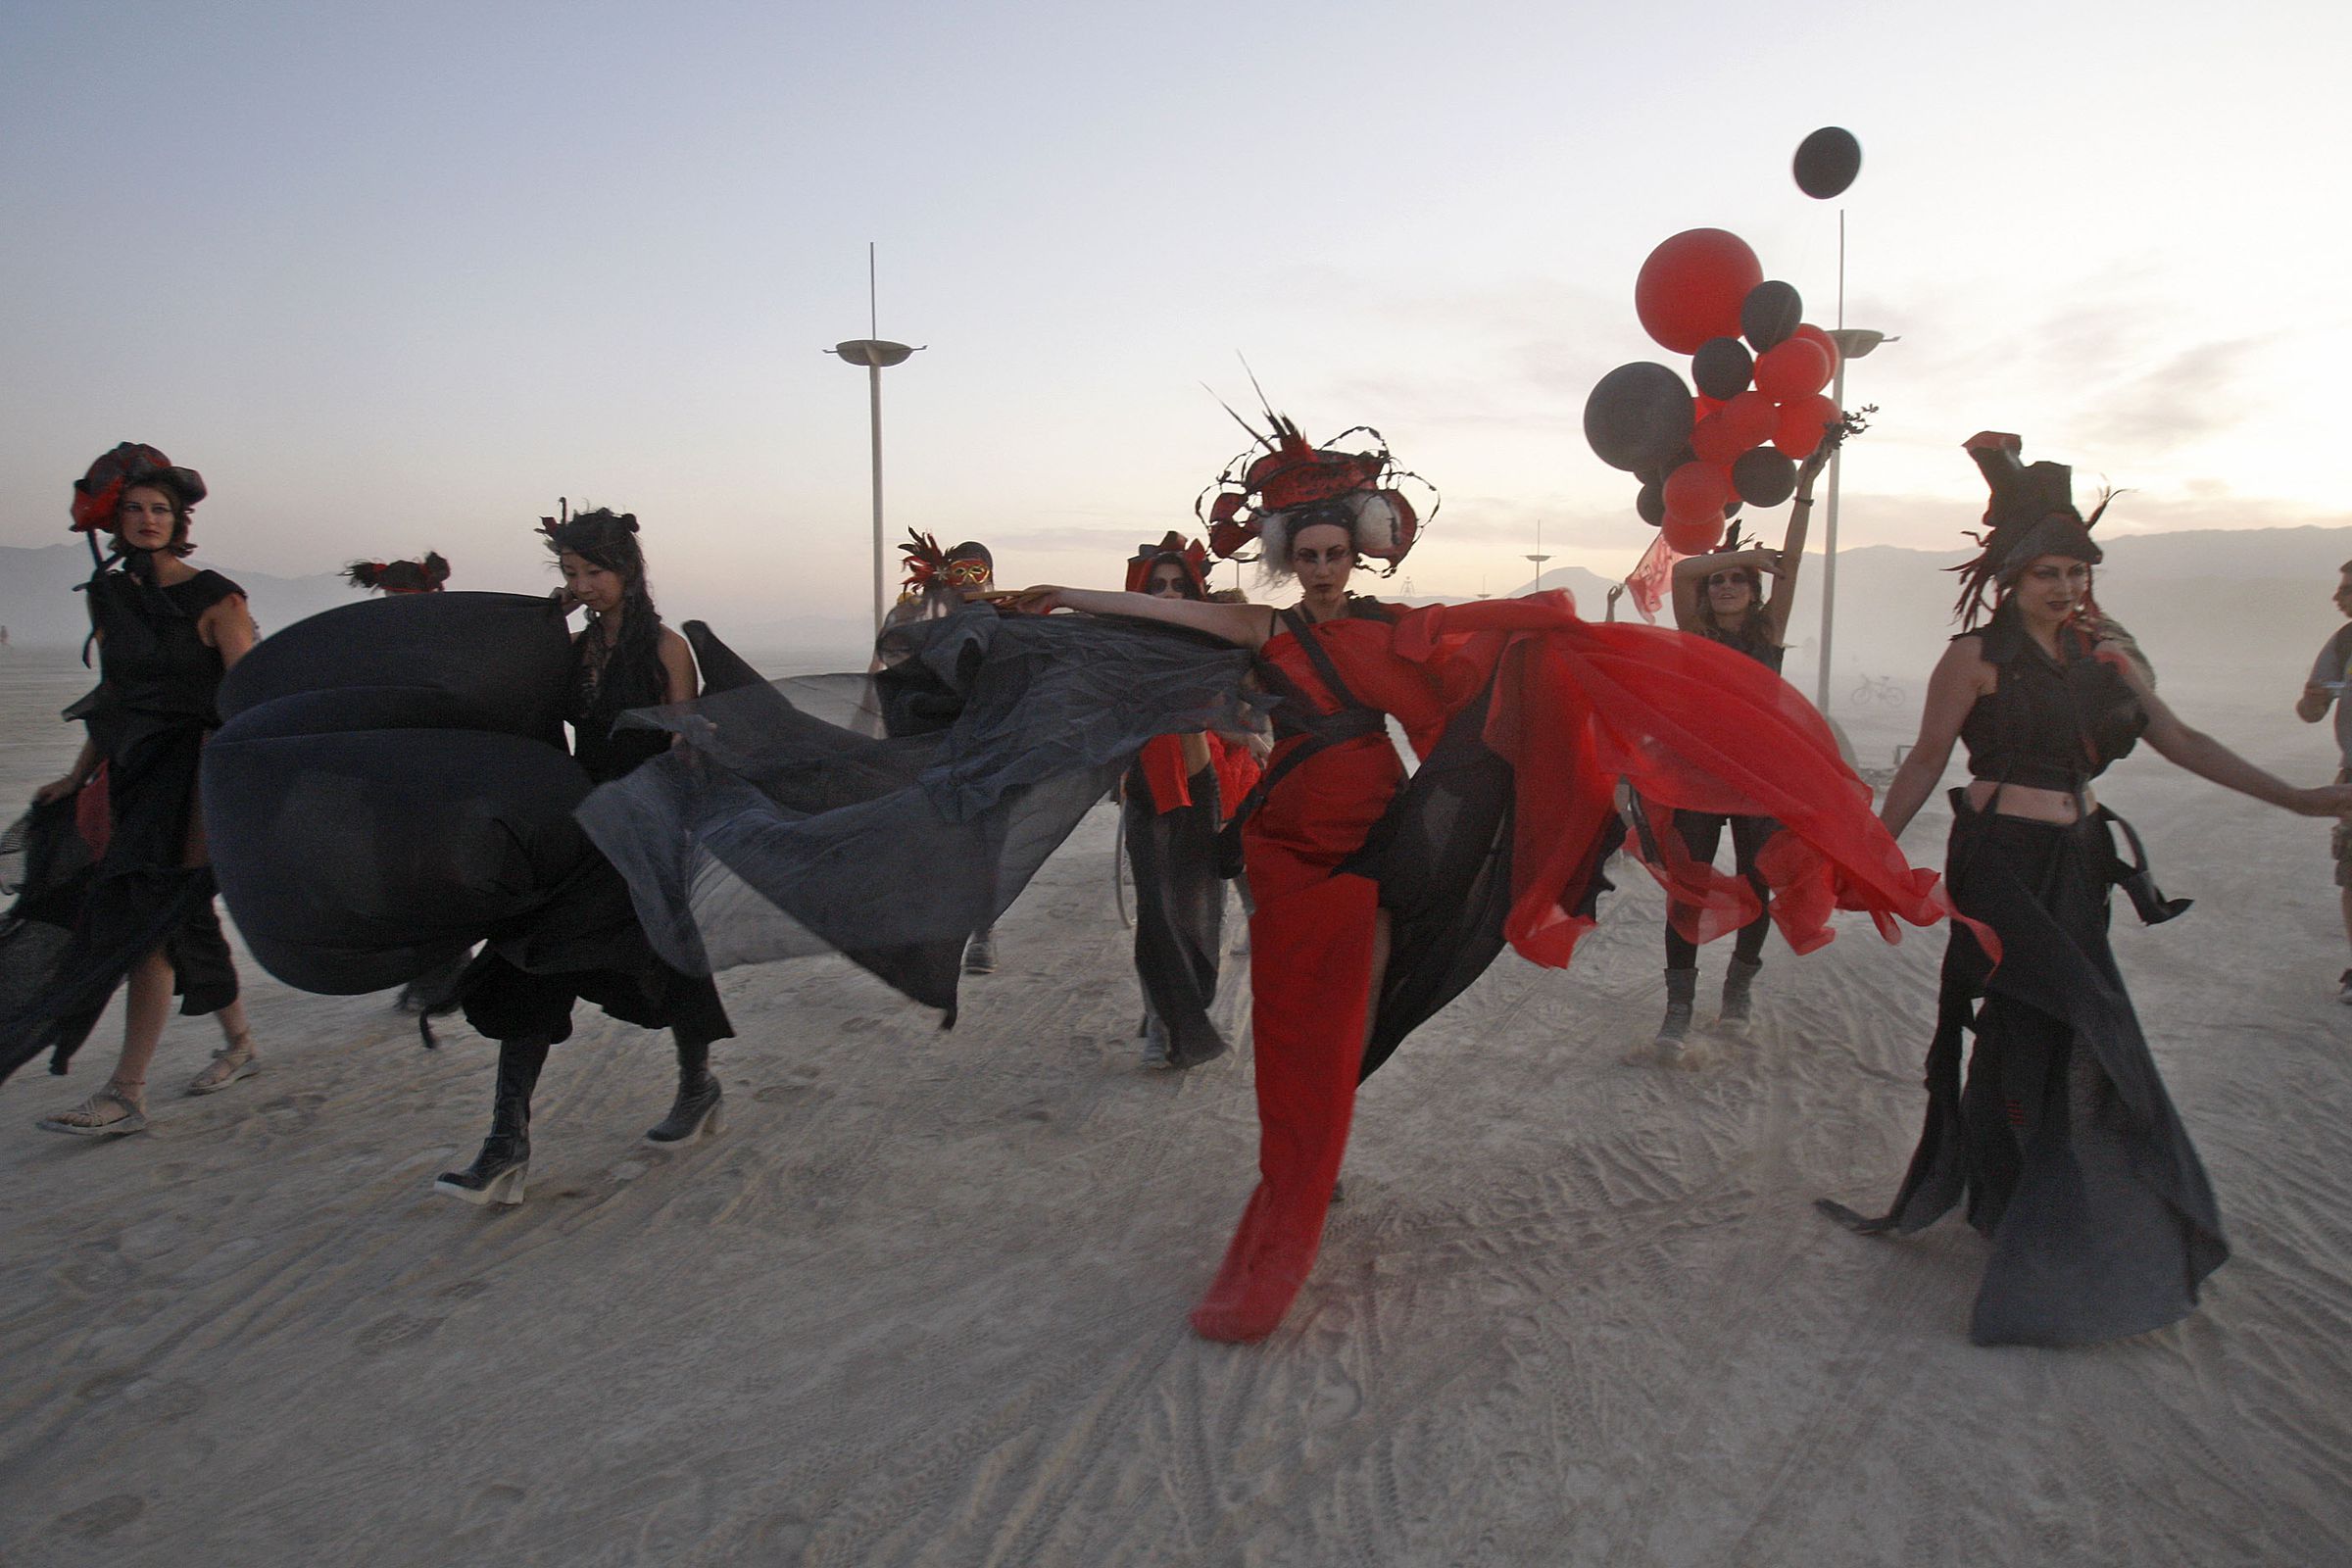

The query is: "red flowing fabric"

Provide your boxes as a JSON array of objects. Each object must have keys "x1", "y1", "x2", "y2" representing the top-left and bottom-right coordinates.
[
  {"x1": 1392, "y1": 592, "x2": 1979, "y2": 965},
  {"x1": 1193, "y1": 592, "x2": 1979, "y2": 1344},
  {"x1": 1209, "y1": 732, "x2": 1261, "y2": 824},
  {"x1": 1137, "y1": 732, "x2": 1263, "y2": 821},
  {"x1": 1134, "y1": 734, "x2": 1195, "y2": 813}
]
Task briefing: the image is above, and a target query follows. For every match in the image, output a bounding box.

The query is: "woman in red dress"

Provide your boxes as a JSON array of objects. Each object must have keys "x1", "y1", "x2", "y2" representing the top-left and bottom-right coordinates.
[{"x1": 1022, "y1": 416, "x2": 1961, "y2": 1341}]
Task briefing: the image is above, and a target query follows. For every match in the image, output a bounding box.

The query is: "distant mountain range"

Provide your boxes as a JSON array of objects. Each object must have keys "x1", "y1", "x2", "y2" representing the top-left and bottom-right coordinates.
[{"x1": 8, "y1": 527, "x2": 2346, "y2": 689}]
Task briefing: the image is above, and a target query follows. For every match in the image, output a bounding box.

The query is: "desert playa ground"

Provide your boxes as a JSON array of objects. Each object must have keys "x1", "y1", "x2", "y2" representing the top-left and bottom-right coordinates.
[{"x1": 2, "y1": 647, "x2": 2348, "y2": 1566}]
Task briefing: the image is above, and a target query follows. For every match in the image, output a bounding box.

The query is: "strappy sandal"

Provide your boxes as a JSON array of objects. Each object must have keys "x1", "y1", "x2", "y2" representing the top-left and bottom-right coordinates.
[
  {"x1": 36, "y1": 1084, "x2": 150, "y2": 1138},
  {"x1": 186, "y1": 1033, "x2": 260, "y2": 1096}
]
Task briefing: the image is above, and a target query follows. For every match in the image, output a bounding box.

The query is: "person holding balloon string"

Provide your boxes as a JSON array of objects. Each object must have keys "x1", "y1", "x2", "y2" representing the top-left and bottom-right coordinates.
[{"x1": 1640, "y1": 435, "x2": 1836, "y2": 1056}]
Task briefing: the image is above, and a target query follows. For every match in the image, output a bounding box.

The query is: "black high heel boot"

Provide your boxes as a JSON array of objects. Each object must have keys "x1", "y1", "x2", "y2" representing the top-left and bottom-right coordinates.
[
  {"x1": 434, "y1": 1035, "x2": 550, "y2": 1204},
  {"x1": 646, "y1": 1031, "x2": 723, "y2": 1145}
]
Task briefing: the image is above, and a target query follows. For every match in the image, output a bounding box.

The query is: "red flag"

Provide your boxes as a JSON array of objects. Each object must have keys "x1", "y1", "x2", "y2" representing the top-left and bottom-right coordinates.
[{"x1": 1624, "y1": 533, "x2": 1685, "y2": 623}]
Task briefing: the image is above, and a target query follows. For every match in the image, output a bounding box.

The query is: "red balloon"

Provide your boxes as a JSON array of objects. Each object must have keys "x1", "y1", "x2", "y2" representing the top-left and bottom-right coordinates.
[
  {"x1": 1692, "y1": 393, "x2": 1725, "y2": 420},
  {"x1": 1792, "y1": 322, "x2": 1839, "y2": 379},
  {"x1": 1773, "y1": 393, "x2": 1840, "y2": 459},
  {"x1": 1721, "y1": 390, "x2": 1778, "y2": 449},
  {"x1": 1636, "y1": 229, "x2": 1765, "y2": 355},
  {"x1": 1754, "y1": 338, "x2": 1833, "y2": 401},
  {"x1": 1663, "y1": 512, "x2": 1726, "y2": 554},
  {"x1": 1663, "y1": 460, "x2": 1735, "y2": 525},
  {"x1": 1690, "y1": 411, "x2": 1749, "y2": 466}
]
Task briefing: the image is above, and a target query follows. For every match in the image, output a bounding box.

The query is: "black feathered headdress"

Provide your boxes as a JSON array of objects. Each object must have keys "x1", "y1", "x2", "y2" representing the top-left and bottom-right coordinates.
[{"x1": 1949, "y1": 432, "x2": 2111, "y2": 628}]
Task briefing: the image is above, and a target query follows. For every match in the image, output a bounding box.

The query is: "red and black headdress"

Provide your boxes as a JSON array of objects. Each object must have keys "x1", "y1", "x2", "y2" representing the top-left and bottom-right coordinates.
[
  {"x1": 1124, "y1": 532, "x2": 1211, "y2": 598},
  {"x1": 347, "y1": 552, "x2": 452, "y2": 595},
  {"x1": 1949, "y1": 432, "x2": 2110, "y2": 627},
  {"x1": 1195, "y1": 413, "x2": 1435, "y2": 578},
  {"x1": 70, "y1": 442, "x2": 206, "y2": 534}
]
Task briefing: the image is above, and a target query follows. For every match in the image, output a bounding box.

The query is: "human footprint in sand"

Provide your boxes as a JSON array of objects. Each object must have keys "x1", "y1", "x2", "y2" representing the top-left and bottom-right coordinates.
[{"x1": 5, "y1": 445, "x2": 263, "y2": 1135}]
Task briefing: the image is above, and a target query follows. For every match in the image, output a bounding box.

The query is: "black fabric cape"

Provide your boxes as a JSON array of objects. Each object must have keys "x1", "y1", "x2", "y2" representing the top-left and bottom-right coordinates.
[
  {"x1": 1824, "y1": 793, "x2": 2228, "y2": 1347},
  {"x1": 202, "y1": 592, "x2": 669, "y2": 1007},
  {"x1": 576, "y1": 603, "x2": 1258, "y2": 1021},
  {"x1": 1123, "y1": 760, "x2": 1229, "y2": 1067}
]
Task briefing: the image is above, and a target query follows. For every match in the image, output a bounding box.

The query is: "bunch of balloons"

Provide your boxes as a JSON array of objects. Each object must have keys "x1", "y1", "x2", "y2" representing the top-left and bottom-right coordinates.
[{"x1": 1582, "y1": 227, "x2": 1846, "y2": 554}]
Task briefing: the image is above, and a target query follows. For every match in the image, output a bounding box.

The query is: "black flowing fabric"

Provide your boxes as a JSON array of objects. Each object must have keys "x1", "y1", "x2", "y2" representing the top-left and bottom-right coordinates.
[
  {"x1": 1346, "y1": 687, "x2": 1584, "y2": 1084},
  {"x1": 576, "y1": 604, "x2": 1257, "y2": 1019},
  {"x1": 202, "y1": 592, "x2": 706, "y2": 1043},
  {"x1": 0, "y1": 569, "x2": 242, "y2": 1083},
  {"x1": 1123, "y1": 760, "x2": 1229, "y2": 1067},
  {"x1": 1824, "y1": 793, "x2": 2228, "y2": 1347}
]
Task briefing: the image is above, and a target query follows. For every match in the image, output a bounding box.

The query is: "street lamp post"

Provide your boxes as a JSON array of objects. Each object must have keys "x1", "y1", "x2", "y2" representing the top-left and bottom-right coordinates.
[
  {"x1": 826, "y1": 245, "x2": 923, "y2": 634},
  {"x1": 1815, "y1": 326, "x2": 1892, "y2": 716}
]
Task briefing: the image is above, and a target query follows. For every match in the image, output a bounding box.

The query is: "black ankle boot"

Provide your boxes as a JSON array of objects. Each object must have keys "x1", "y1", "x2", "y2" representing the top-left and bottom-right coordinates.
[
  {"x1": 435, "y1": 1035, "x2": 550, "y2": 1205},
  {"x1": 646, "y1": 1032, "x2": 723, "y2": 1145}
]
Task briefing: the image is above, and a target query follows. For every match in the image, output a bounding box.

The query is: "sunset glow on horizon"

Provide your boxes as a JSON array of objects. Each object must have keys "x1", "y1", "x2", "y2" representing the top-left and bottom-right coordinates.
[{"x1": 6, "y1": 1, "x2": 2347, "y2": 623}]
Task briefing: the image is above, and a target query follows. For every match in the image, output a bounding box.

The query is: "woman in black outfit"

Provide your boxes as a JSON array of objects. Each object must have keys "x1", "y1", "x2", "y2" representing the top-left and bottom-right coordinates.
[
  {"x1": 1121, "y1": 535, "x2": 1262, "y2": 1069},
  {"x1": 1826, "y1": 432, "x2": 2352, "y2": 1345},
  {"x1": 9, "y1": 444, "x2": 263, "y2": 1133},
  {"x1": 433, "y1": 508, "x2": 732, "y2": 1203}
]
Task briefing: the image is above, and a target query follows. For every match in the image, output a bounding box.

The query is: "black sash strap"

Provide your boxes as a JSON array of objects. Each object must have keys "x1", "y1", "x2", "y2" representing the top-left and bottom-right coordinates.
[{"x1": 1212, "y1": 609, "x2": 1390, "y2": 875}]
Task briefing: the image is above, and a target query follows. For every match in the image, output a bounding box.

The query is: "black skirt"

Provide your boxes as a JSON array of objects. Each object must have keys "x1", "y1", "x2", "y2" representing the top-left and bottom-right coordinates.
[
  {"x1": 1834, "y1": 794, "x2": 2228, "y2": 1346},
  {"x1": 1123, "y1": 761, "x2": 1228, "y2": 1067}
]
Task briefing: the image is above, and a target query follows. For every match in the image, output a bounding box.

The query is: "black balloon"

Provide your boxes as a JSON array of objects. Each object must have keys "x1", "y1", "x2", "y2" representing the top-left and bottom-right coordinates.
[
  {"x1": 1733, "y1": 447, "x2": 1799, "y2": 508},
  {"x1": 1637, "y1": 481, "x2": 1665, "y2": 526},
  {"x1": 1741, "y1": 281, "x2": 1802, "y2": 353},
  {"x1": 1583, "y1": 362, "x2": 1695, "y2": 473},
  {"x1": 1691, "y1": 336, "x2": 1754, "y2": 402},
  {"x1": 1793, "y1": 127, "x2": 1862, "y2": 200}
]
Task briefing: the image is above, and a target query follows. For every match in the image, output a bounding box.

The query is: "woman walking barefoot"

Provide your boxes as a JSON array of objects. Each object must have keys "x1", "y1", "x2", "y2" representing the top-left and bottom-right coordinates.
[{"x1": 5, "y1": 445, "x2": 263, "y2": 1132}]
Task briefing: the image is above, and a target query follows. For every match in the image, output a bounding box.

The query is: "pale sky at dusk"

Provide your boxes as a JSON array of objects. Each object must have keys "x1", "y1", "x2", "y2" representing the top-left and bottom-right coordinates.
[{"x1": 5, "y1": 0, "x2": 2347, "y2": 623}]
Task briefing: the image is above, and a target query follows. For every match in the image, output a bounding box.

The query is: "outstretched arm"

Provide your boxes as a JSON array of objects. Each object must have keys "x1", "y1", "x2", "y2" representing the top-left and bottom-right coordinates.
[
  {"x1": 1005, "y1": 586, "x2": 1276, "y2": 650},
  {"x1": 1760, "y1": 443, "x2": 1834, "y2": 645},
  {"x1": 2116, "y1": 654, "x2": 2352, "y2": 815},
  {"x1": 1880, "y1": 637, "x2": 1988, "y2": 839}
]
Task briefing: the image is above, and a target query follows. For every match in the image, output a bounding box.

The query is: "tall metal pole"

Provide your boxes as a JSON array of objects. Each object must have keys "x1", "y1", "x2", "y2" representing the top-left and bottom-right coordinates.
[
  {"x1": 1817, "y1": 210, "x2": 1845, "y2": 716},
  {"x1": 828, "y1": 243, "x2": 921, "y2": 636},
  {"x1": 866, "y1": 359, "x2": 887, "y2": 631},
  {"x1": 1816, "y1": 355, "x2": 1848, "y2": 713}
]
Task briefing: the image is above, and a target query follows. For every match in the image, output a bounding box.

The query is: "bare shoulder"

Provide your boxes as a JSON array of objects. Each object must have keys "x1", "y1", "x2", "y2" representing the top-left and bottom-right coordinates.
[{"x1": 1938, "y1": 631, "x2": 1995, "y2": 688}]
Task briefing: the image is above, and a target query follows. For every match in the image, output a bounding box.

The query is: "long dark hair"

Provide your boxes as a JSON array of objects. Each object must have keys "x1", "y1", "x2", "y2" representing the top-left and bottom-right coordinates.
[{"x1": 545, "y1": 508, "x2": 663, "y2": 710}]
